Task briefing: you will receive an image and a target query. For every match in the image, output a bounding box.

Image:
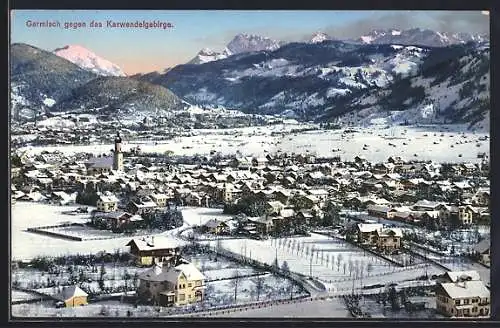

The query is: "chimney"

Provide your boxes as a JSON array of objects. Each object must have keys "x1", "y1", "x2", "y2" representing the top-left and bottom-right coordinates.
[{"x1": 151, "y1": 236, "x2": 155, "y2": 247}]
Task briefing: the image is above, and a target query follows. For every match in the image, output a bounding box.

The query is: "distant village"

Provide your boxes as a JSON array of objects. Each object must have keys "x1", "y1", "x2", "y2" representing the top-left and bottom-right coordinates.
[{"x1": 11, "y1": 131, "x2": 491, "y2": 318}]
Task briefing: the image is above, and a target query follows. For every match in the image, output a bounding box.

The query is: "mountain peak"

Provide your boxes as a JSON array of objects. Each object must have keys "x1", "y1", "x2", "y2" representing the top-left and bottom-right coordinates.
[
  {"x1": 310, "y1": 32, "x2": 331, "y2": 43},
  {"x1": 226, "y1": 33, "x2": 281, "y2": 54},
  {"x1": 53, "y1": 44, "x2": 126, "y2": 77}
]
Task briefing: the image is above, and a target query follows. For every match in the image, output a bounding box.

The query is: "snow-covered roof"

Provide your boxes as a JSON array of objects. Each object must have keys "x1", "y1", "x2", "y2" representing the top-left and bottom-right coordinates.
[
  {"x1": 54, "y1": 285, "x2": 88, "y2": 301},
  {"x1": 445, "y1": 270, "x2": 482, "y2": 283},
  {"x1": 175, "y1": 263, "x2": 205, "y2": 281},
  {"x1": 439, "y1": 280, "x2": 489, "y2": 299},
  {"x1": 412, "y1": 200, "x2": 444, "y2": 209},
  {"x1": 367, "y1": 205, "x2": 394, "y2": 213},
  {"x1": 98, "y1": 193, "x2": 119, "y2": 203},
  {"x1": 377, "y1": 228, "x2": 403, "y2": 237},
  {"x1": 139, "y1": 262, "x2": 205, "y2": 283},
  {"x1": 357, "y1": 223, "x2": 383, "y2": 233},
  {"x1": 280, "y1": 209, "x2": 295, "y2": 218},
  {"x1": 127, "y1": 236, "x2": 180, "y2": 251}
]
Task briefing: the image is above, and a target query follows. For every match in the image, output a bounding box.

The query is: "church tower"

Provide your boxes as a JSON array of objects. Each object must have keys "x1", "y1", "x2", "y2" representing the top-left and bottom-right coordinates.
[{"x1": 113, "y1": 132, "x2": 124, "y2": 171}]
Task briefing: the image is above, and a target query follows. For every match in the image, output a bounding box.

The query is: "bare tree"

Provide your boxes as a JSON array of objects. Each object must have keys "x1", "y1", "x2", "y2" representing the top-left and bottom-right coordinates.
[
  {"x1": 348, "y1": 260, "x2": 354, "y2": 277},
  {"x1": 343, "y1": 262, "x2": 347, "y2": 274},
  {"x1": 337, "y1": 254, "x2": 343, "y2": 271},
  {"x1": 331, "y1": 254, "x2": 336, "y2": 270},
  {"x1": 366, "y1": 262, "x2": 373, "y2": 277},
  {"x1": 230, "y1": 270, "x2": 241, "y2": 303},
  {"x1": 254, "y1": 275, "x2": 264, "y2": 301}
]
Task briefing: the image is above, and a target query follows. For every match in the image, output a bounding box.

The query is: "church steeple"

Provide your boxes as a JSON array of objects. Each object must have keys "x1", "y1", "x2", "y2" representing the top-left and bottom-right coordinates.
[{"x1": 113, "y1": 131, "x2": 124, "y2": 171}]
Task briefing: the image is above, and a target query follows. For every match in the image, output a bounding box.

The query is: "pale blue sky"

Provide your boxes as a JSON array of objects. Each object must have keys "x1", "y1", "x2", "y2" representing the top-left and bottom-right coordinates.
[{"x1": 10, "y1": 10, "x2": 489, "y2": 74}]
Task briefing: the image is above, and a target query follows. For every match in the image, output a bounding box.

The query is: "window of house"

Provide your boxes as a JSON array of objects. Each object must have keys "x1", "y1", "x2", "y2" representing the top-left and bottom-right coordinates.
[
  {"x1": 455, "y1": 300, "x2": 461, "y2": 305},
  {"x1": 464, "y1": 299, "x2": 470, "y2": 305},
  {"x1": 179, "y1": 294, "x2": 185, "y2": 301},
  {"x1": 179, "y1": 284, "x2": 182, "y2": 289},
  {"x1": 472, "y1": 299, "x2": 478, "y2": 303},
  {"x1": 188, "y1": 283, "x2": 192, "y2": 288},
  {"x1": 485, "y1": 309, "x2": 489, "y2": 315},
  {"x1": 473, "y1": 307, "x2": 478, "y2": 313},
  {"x1": 393, "y1": 239, "x2": 398, "y2": 242},
  {"x1": 183, "y1": 284, "x2": 186, "y2": 289},
  {"x1": 146, "y1": 282, "x2": 150, "y2": 288}
]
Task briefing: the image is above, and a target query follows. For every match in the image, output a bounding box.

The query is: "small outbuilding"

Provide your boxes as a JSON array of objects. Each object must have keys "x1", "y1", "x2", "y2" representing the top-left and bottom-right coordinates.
[{"x1": 54, "y1": 285, "x2": 88, "y2": 307}]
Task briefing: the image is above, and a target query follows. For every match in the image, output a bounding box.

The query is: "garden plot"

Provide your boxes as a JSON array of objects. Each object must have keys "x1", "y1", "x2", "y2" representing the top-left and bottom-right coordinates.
[
  {"x1": 204, "y1": 273, "x2": 304, "y2": 307},
  {"x1": 12, "y1": 262, "x2": 143, "y2": 294}
]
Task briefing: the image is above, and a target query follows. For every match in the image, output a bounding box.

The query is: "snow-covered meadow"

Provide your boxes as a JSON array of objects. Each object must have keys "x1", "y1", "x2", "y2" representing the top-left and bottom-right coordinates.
[
  {"x1": 17, "y1": 123, "x2": 488, "y2": 163},
  {"x1": 10, "y1": 202, "x2": 173, "y2": 261}
]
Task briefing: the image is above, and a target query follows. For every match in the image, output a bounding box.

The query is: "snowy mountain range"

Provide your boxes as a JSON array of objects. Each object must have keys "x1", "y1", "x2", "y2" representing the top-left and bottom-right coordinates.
[
  {"x1": 141, "y1": 40, "x2": 489, "y2": 129},
  {"x1": 11, "y1": 27, "x2": 489, "y2": 130},
  {"x1": 355, "y1": 28, "x2": 488, "y2": 47},
  {"x1": 53, "y1": 45, "x2": 126, "y2": 77},
  {"x1": 187, "y1": 29, "x2": 488, "y2": 66},
  {"x1": 188, "y1": 33, "x2": 284, "y2": 65}
]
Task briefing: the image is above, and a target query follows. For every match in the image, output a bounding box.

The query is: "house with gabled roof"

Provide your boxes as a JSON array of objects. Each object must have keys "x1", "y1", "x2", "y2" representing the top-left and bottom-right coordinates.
[
  {"x1": 356, "y1": 223, "x2": 383, "y2": 245},
  {"x1": 375, "y1": 228, "x2": 403, "y2": 251},
  {"x1": 96, "y1": 192, "x2": 119, "y2": 212},
  {"x1": 436, "y1": 278, "x2": 490, "y2": 317},
  {"x1": 137, "y1": 260, "x2": 205, "y2": 306},
  {"x1": 127, "y1": 236, "x2": 181, "y2": 266}
]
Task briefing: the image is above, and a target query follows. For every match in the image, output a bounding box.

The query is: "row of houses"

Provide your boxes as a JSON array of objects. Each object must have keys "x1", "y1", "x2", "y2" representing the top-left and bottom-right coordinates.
[{"x1": 366, "y1": 201, "x2": 489, "y2": 226}]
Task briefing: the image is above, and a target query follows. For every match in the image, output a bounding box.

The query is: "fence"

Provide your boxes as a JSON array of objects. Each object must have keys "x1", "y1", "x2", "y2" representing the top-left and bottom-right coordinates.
[{"x1": 27, "y1": 224, "x2": 83, "y2": 241}]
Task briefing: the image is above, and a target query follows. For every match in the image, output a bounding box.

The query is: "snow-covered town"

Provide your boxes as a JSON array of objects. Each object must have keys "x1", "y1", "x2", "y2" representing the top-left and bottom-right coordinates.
[
  {"x1": 10, "y1": 9, "x2": 491, "y2": 320},
  {"x1": 10, "y1": 118, "x2": 490, "y2": 319}
]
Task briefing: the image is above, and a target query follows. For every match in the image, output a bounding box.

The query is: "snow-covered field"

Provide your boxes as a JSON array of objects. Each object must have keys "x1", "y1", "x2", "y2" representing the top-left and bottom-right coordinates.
[
  {"x1": 18, "y1": 123, "x2": 488, "y2": 163},
  {"x1": 11, "y1": 202, "x2": 187, "y2": 261},
  {"x1": 174, "y1": 208, "x2": 451, "y2": 294}
]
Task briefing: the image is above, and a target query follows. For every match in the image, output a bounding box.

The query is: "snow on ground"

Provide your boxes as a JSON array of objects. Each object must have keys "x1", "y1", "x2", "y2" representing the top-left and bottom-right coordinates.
[
  {"x1": 11, "y1": 290, "x2": 41, "y2": 302},
  {"x1": 11, "y1": 202, "x2": 185, "y2": 261},
  {"x1": 173, "y1": 208, "x2": 451, "y2": 293},
  {"x1": 18, "y1": 123, "x2": 488, "y2": 163},
  {"x1": 214, "y1": 297, "x2": 350, "y2": 318},
  {"x1": 180, "y1": 207, "x2": 233, "y2": 227},
  {"x1": 37, "y1": 117, "x2": 76, "y2": 129},
  {"x1": 202, "y1": 268, "x2": 259, "y2": 281}
]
